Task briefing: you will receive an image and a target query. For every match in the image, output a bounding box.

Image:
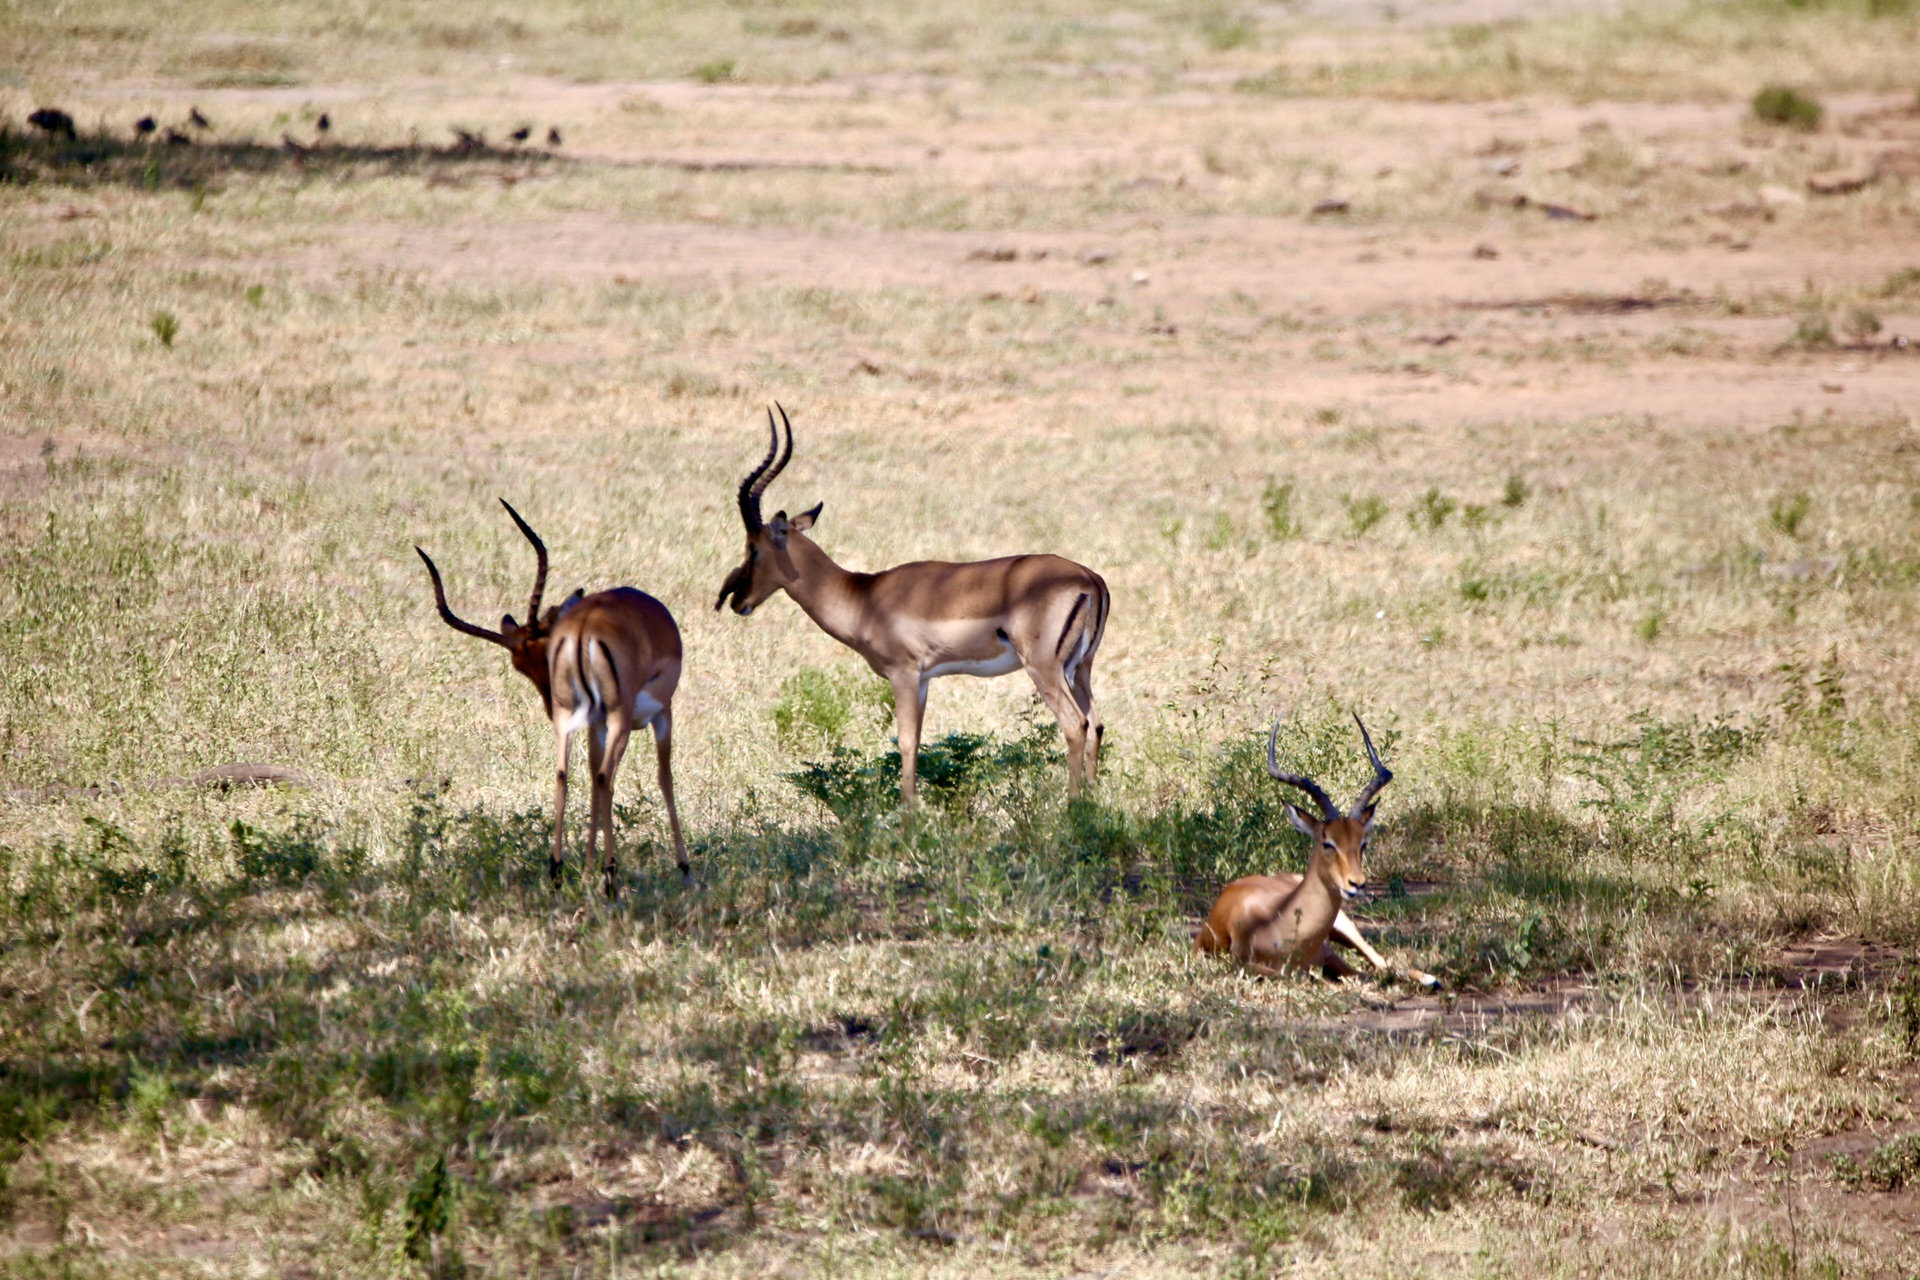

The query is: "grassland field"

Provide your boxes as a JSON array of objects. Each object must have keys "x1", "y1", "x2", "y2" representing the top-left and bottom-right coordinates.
[{"x1": 4, "y1": 0, "x2": 1920, "y2": 1275}]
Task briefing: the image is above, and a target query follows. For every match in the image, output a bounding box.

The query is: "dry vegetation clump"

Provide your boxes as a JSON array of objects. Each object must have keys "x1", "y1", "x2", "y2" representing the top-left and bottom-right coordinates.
[{"x1": 4, "y1": 0, "x2": 1920, "y2": 1274}]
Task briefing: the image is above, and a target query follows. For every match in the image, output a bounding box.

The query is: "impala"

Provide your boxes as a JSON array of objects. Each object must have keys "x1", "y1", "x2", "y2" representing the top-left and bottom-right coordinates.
[
  {"x1": 416, "y1": 501, "x2": 689, "y2": 896},
  {"x1": 1197, "y1": 715, "x2": 1439, "y2": 990},
  {"x1": 716, "y1": 406, "x2": 1110, "y2": 805}
]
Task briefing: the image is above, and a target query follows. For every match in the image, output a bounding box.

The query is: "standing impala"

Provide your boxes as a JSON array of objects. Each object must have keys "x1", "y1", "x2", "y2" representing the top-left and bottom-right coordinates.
[
  {"x1": 1197, "y1": 715, "x2": 1439, "y2": 990},
  {"x1": 716, "y1": 406, "x2": 1110, "y2": 805},
  {"x1": 416, "y1": 501, "x2": 690, "y2": 897}
]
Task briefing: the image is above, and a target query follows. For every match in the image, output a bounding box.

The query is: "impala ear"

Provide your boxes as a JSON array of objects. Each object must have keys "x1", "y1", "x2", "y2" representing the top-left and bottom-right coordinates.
[
  {"x1": 1285, "y1": 804, "x2": 1319, "y2": 838},
  {"x1": 767, "y1": 513, "x2": 791, "y2": 550},
  {"x1": 789, "y1": 501, "x2": 822, "y2": 533},
  {"x1": 1358, "y1": 802, "x2": 1379, "y2": 832},
  {"x1": 501, "y1": 613, "x2": 518, "y2": 632}
]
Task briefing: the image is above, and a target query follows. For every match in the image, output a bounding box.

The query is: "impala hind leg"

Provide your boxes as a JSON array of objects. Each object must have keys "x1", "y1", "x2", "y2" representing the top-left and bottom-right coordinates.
[
  {"x1": 1026, "y1": 664, "x2": 1090, "y2": 795},
  {"x1": 1069, "y1": 658, "x2": 1102, "y2": 785},
  {"x1": 596, "y1": 707, "x2": 635, "y2": 900},
  {"x1": 549, "y1": 729, "x2": 573, "y2": 888},
  {"x1": 585, "y1": 723, "x2": 609, "y2": 894},
  {"x1": 650, "y1": 710, "x2": 691, "y2": 885}
]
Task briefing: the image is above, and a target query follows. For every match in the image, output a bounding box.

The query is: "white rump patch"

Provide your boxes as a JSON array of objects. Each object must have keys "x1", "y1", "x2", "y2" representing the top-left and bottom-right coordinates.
[{"x1": 556, "y1": 702, "x2": 592, "y2": 738}]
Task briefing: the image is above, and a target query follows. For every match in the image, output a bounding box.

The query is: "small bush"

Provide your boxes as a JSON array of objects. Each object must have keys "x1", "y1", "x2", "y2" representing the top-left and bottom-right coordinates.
[
  {"x1": 1200, "y1": 9, "x2": 1255, "y2": 50},
  {"x1": 1411, "y1": 487, "x2": 1457, "y2": 530},
  {"x1": 1844, "y1": 306, "x2": 1883, "y2": 344},
  {"x1": 150, "y1": 310, "x2": 179, "y2": 347},
  {"x1": 1342, "y1": 494, "x2": 1388, "y2": 537},
  {"x1": 771, "y1": 666, "x2": 891, "y2": 751},
  {"x1": 1752, "y1": 85, "x2": 1822, "y2": 131},
  {"x1": 1501, "y1": 473, "x2": 1531, "y2": 509},
  {"x1": 1770, "y1": 491, "x2": 1812, "y2": 539},
  {"x1": 785, "y1": 729, "x2": 1063, "y2": 822},
  {"x1": 1791, "y1": 310, "x2": 1833, "y2": 348},
  {"x1": 694, "y1": 58, "x2": 737, "y2": 83},
  {"x1": 1261, "y1": 478, "x2": 1301, "y2": 540},
  {"x1": 1833, "y1": 1133, "x2": 1920, "y2": 1192}
]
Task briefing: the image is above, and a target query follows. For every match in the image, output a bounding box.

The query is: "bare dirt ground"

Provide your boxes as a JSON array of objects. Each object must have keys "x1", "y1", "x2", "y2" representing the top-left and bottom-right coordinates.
[{"x1": 150, "y1": 78, "x2": 1913, "y2": 432}]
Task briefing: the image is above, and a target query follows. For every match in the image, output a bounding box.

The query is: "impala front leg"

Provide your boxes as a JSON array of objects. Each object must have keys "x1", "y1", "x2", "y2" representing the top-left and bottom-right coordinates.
[
  {"x1": 1330, "y1": 912, "x2": 1442, "y2": 990},
  {"x1": 890, "y1": 672, "x2": 926, "y2": 808}
]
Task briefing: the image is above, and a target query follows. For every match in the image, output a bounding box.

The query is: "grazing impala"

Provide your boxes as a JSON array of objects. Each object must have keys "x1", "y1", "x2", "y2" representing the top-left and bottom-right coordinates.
[
  {"x1": 1197, "y1": 715, "x2": 1440, "y2": 990},
  {"x1": 416, "y1": 501, "x2": 690, "y2": 896},
  {"x1": 716, "y1": 406, "x2": 1110, "y2": 805}
]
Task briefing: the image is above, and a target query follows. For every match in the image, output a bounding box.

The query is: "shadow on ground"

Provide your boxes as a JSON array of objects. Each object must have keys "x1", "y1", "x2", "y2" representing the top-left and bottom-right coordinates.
[{"x1": 0, "y1": 126, "x2": 560, "y2": 191}]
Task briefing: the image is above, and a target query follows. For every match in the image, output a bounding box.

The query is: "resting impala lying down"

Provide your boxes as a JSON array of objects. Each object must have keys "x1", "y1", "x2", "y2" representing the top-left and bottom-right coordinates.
[
  {"x1": 416, "y1": 501, "x2": 690, "y2": 898},
  {"x1": 716, "y1": 406, "x2": 1110, "y2": 806},
  {"x1": 1197, "y1": 715, "x2": 1440, "y2": 990}
]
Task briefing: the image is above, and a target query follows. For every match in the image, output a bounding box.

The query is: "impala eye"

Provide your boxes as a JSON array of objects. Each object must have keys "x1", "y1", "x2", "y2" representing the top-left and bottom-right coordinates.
[{"x1": 1323, "y1": 840, "x2": 1336, "y2": 850}]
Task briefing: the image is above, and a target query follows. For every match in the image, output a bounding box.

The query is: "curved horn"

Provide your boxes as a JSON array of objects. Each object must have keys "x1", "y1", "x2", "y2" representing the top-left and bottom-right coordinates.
[
  {"x1": 1266, "y1": 716, "x2": 1338, "y2": 821},
  {"x1": 1348, "y1": 712, "x2": 1394, "y2": 816},
  {"x1": 498, "y1": 499, "x2": 548, "y2": 620},
  {"x1": 415, "y1": 547, "x2": 509, "y2": 647},
  {"x1": 737, "y1": 404, "x2": 794, "y2": 534}
]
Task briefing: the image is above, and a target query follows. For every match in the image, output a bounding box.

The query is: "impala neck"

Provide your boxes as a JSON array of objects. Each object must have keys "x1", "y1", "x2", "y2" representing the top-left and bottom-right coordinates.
[
  {"x1": 1291, "y1": 850, "x2": 1346, "y2": 945},
  {"x1": 779, "y1": 534, "x2": 870, "y2": 649}
]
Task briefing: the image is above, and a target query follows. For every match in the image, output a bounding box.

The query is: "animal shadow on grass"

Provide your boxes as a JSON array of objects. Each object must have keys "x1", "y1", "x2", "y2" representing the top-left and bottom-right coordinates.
[{"x1": 0, "y1": 125, "x2": 560, "y2": 191}]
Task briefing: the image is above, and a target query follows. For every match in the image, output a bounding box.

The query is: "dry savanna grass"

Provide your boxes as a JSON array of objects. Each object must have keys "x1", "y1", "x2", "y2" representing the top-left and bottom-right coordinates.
[{"x1": 4, "y1": 0, "x2": 1920, "y2": 1275}]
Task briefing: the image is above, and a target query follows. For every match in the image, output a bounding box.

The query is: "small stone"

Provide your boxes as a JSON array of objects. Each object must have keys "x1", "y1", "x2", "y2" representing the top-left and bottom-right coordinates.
[
  {"x1": 1472, "y1": 243, "x2": 1500, "y2": 260},
  {"x1": 1806, "y1": 166, "x2": 1874, "y2": 196},
  {"x1": 1310, "y1": 197, "x2": 1350, "y2": 216}
]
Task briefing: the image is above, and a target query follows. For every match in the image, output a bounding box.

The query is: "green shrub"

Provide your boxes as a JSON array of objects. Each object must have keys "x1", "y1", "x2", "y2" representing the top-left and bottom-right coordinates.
[
  {"x1": 771, "y1": 666, "x2": 891, "y2": 751},
  {"x1": 1342, "y1": 494, "x2": 1388, "y2": 537},
  {"x1": 1770, "y1": 490, "x2": 1812, "y2": 538},
  {"x1": 1261, "y1": 478, "x2": 1301, "y2": 540},
  {"x1": 150, "y1": 310, "x2": 179, "y2": 347},
  {"x1": 1411, "y1": 487, "x2": 1457, "y2": 530},
  {"x1": 1834, "y1": 1133, "x2": 1920, "y2": 1192},
  {"x1": 1792, "y1": 310, "x2": 1833, "y2": 348},
  {"x1": 1752, "y1": 85, "x2": 1822, "y2": 130}
]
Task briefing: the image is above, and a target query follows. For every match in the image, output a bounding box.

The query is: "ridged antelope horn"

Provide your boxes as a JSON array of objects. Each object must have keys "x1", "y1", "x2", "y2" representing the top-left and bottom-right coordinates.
[
  {"x1": 1348, "y1": 712, "x2": 1394, "y2": 816},
  {"x1": 737, "y1": 403, "x2": 793, "y2": 533},
  {"x1": 498, "y1": 499, "x2": 549, "y2": 621},
  {"x1": 415, "y1": 546, "x2": 509, "y2": 647},
  {"x1": 1266, "y1": 716, "x2": 1339, "y2": 821}
]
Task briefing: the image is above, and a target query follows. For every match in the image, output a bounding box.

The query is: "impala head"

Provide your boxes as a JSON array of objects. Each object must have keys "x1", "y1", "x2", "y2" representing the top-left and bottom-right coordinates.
[
  {"x1": 1267, "y1": 713, "x2": 1394, "y2": 901},
  {"x1": 415, "y1": 500, "x2": 581, "y2": 714},
  {"x1": 715, "y1": 403, "x2": 823, "y2": 616}
]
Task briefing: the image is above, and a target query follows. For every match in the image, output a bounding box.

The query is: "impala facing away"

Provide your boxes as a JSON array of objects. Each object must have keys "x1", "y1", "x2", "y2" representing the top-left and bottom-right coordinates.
[
  {"x1": 716, "y1": 406, "x2": 1110, "y2": 805},
  {"x1": 417, "y1": 501, "x2": 689, "y2": 897},
  {"x1": 1197, "y1": 715, "x2": 1440, "y2": 990}
]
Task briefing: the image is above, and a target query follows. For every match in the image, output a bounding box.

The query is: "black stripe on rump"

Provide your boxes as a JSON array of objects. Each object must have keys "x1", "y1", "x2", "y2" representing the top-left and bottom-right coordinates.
[{"x1": 1056, "y1": 592, "x2": 1088, "y2": 657}]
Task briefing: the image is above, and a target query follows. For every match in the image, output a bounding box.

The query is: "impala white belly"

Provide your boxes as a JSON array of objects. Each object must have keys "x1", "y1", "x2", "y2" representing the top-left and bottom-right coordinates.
[{"x1": 922, "y1": 641, "x2": 1022, "y2": 681}]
